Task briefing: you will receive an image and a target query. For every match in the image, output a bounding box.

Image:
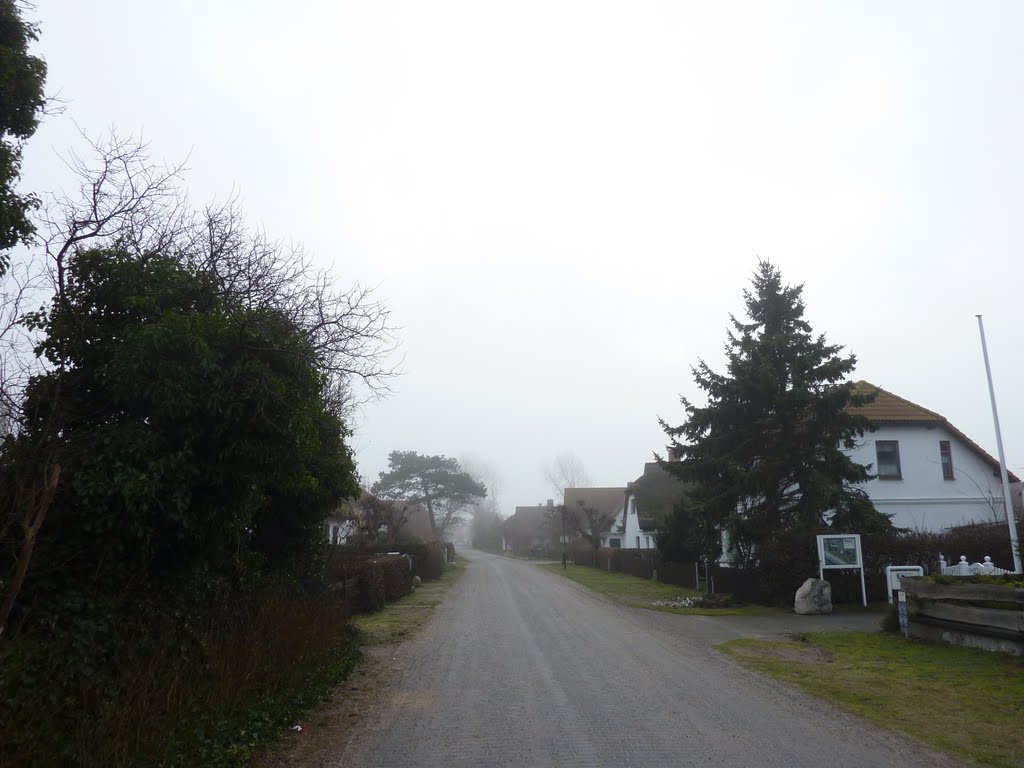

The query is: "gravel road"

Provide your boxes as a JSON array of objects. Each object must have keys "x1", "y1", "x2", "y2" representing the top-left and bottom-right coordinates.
[{"x1": 339, "y1": 551, "x2": 955, "y2": 768}]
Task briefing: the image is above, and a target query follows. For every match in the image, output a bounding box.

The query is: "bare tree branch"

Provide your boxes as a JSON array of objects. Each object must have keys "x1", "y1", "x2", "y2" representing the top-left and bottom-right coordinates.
[
  {"x1": 29, "y1": 129, "x2": 400, "y2": 420},
  {"x1": 543, "y1": 452, "x2": 592, "y2": 503}
]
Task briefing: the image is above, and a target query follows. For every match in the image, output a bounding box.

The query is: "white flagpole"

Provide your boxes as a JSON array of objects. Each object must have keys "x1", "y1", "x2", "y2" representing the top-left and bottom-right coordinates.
[{"x1": 976, "y1": 315, "x2": 1022, "y2": 573}]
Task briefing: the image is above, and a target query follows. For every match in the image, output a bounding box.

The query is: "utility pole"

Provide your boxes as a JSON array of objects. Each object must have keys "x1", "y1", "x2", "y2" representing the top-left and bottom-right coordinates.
[
  {"x1": 561, "y1": 505, "x2": 567, "y2": 569},
  {"x1": 976, "y1": 315, "x2": 1022, "y2": 573}
]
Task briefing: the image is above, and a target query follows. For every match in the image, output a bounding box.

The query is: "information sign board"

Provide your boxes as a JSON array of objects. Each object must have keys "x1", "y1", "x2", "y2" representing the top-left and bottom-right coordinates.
[
  {"x1": 820, "y1": 535, "x2": 862, "y2": 568},
  {"x1": 816, "y1": 533, "x2": 867, "y2": 607}
]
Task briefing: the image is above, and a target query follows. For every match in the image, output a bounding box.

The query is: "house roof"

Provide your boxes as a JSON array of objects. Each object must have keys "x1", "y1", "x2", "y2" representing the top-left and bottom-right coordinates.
[
  {"x1": 503, "y1": 504, "x2": 551, "y2": 538},
  {"x1": 402, "y1": 503, "x2": 436, "y2": 541},
  {"x1": 628, "y1": 462, "x2": 689, "y2": 530},
  {"x1": 849, "y1": 381, "x2": 1019, "y2": 483},
  {"x1": 563, "y1": 487, "x2": 626, "y2": 526}
]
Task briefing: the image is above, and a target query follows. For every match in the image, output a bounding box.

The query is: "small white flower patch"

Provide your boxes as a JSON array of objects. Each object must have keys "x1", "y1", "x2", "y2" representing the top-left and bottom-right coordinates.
[{"x1": 651, "y1": 596, "x2": 702, "y2": 608}]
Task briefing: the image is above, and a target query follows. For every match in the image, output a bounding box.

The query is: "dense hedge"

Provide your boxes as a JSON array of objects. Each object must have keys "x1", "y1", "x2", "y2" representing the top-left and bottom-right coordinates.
[
  {"x1": 572, "y1": 521, "x2": 1021, "y2": 606},
  {"x1": 329, "y1": 540, "x2": 449, "y2": 583},
  {"x1": 696, "y1": 521, "x2": 1022, "y2": 605},
  {"x1": 323, "y1": 553, "x2": 413, "y2": 612},
  {"x1": 0, "y1": 578, "x2": 358, "y2": 768},
  {"x1": 2, "y1": 540, "x2": 448, "y2": 766}
]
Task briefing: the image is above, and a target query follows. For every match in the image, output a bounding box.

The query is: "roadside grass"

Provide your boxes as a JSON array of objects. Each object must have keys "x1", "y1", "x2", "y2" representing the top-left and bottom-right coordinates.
[
  {"x1": 720, "y1": 632, "x2": 1024, "y2": 767},
  {"x1": 354, "y1": 558, "x2": 468, "y2": 645},
  {"x1": 540, "y1": 563, "x2": 774, "y2": 615}
]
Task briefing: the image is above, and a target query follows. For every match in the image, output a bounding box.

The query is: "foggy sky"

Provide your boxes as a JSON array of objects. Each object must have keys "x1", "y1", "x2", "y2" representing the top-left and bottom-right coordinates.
[{"x1": 21, "y1": 1, "x2": 1024, "y2": 514}]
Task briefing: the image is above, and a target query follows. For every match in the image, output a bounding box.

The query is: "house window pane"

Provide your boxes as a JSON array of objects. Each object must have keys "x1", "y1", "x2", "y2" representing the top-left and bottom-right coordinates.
[
  {"x1": 940, "y1": 440, "x2": 954, "y2": 480},
  {"x1": 609, "y1": 538, "x2": 621, "y2": 548},
  {"x1": 876, "y1": 440, "x2": 901, "y2": 479}
]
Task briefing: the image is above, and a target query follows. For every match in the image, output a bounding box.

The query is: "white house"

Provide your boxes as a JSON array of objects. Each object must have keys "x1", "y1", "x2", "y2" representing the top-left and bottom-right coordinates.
[
  {"x1": 572, "y1": 464, "x2": 681, "y2": 549},
  {"x1": 324, "y1": 516, "x2": 355, "y2": 544},
  {"x1": 846, "y1": 381, "x2": 1020, "y2": 531},
  {"x1": 615, "y1": 462, "x2": 686, "y2": 549},
  {"x1": 604, "y1": 495, "x2": 659, "y2": 550}
]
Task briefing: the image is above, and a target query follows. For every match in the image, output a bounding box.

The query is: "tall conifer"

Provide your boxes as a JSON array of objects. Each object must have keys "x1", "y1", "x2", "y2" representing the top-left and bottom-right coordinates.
[{"x1": 661, "y1": 261, "x2": 891, "y2": 567}]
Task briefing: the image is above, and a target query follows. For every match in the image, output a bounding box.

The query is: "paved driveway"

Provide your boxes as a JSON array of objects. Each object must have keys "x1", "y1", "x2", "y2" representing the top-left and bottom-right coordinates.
[{"x1": 339, "y1": 551, "x2": 952, "y2": 768}]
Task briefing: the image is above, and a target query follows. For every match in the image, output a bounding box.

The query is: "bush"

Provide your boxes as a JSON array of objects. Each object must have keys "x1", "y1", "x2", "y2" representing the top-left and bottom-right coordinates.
[
  {"x1": 322, "y1": 553, "x2": 413, "y2": 612},
  {"x1": 328, "y1": 541, "x2": 445, "y2": 583},
  {"x1": 0, "y1": 580, "x2": 357, "y2": 768},
  {"x1": 708, "y1": 523, "x2": 1023, "y2": 606},
  {"x1": 418, "y1": 541, "x2": 446, "y2": 582}
]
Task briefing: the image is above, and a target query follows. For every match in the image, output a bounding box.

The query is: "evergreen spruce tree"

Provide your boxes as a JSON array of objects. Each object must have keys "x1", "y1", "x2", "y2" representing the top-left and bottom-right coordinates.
[{"x1": 661, "y1": 260, "x2": 891, "y2": 567}]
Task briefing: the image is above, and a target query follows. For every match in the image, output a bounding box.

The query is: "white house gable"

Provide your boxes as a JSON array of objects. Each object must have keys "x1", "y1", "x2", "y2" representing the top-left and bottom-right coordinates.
[
  {"x1": 849, "y1": 424, "x2": 1007, "y2": 530},
  {"x1": 846, "y1": 382, "x2": 1019, "y2": 532}
]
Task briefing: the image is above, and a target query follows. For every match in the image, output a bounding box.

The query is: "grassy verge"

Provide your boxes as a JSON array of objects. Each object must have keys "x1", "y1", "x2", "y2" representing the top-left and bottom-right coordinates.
[
  {"x1": 540, "y1": 563, "x2": 774, "y2": 615},
  {"x1": 720, "y1": 632, "x2": 1024, "y2": 767},
  {"x1": 354, "y1": 558, "x2": 468, "y2": 645}
]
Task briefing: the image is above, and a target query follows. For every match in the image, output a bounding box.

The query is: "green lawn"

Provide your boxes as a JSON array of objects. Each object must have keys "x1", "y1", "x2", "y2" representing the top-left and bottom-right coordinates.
[
  {"x1": 354, "y1": 559, "x2": 467, "y2": 645},
  {"x1": 721, "y1": 632, "x2": 1024, "y2": 767},
  {"x1": 540, "y1": 563, "x2": 774, "y2": 615}
]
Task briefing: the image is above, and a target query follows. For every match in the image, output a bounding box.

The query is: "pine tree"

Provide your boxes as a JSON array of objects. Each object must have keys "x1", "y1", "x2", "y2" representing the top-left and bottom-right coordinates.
[
  {"x1": 372, "y1": 451, "x2": 487, "y2": 539},
  {"x1": 661, "y1": 260, "x2": 891, "y2": 567}
]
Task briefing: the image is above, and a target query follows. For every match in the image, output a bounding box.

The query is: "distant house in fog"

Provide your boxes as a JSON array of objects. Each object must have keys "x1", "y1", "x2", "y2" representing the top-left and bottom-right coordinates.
[
  {"x1": 502, "y1": 501, "x2": 554, "y2": 556},
  {"x1": 324, "y1": 494, "x2": 436, "y2": 545},
  {"x1": 620, "y1": 462, "x2": 689, "y2": 549},
  {"x1": 845, "y1": 382, "x2": 1021, "y2": 531}
]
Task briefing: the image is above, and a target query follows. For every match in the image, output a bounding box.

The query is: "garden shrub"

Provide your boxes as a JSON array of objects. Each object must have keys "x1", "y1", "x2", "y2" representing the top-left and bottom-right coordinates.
[{"x1": 0, "y1": 578, "x2": 357, "y2": 768}]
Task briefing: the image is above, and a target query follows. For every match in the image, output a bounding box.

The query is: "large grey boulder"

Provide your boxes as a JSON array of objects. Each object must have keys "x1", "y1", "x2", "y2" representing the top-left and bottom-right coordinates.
[{"x1": 794, "y1": 578, "x2": 832, "y2": 615}]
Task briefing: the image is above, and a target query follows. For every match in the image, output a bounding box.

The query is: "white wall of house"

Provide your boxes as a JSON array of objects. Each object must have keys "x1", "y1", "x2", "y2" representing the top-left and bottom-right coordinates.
[
  {"x1": 845, "y1": 424, "x2": 1009, "y2": 531},
  {"x1": 325, "y1": 517, "x2": 354, "y2": 544},
  {"x1": 599, "y1": 509, "x2": 625, "y2": 548},
  {"x1": 598, "y1": 495, "x2": 657, "y2": 548}
]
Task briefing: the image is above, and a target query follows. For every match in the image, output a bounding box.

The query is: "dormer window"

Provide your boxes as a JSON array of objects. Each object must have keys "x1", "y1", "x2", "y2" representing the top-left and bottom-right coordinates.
[
  {"x1": 876, "y1": 440, "x2": 902, "y2": 479},
  {"x1": 939, "y1": 440, "x2": 954, "y2": 480}
]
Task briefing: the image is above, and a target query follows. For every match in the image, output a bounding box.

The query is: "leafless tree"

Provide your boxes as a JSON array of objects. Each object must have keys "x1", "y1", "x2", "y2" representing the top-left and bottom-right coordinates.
[
  {"x1": 461, "y1": 456, "x2": 502, "y2": 515},
  {"x1": 460, "y1": 457, "x2": 504, "y2": 549},
  {"x1": 0, "y1": 256, "x2": 43, "y2": 433},
  {"x1": 27, "y1": 130, "x2": 399, "y2": 419},
  {"x1": 352, "y1": 494, "x2": 412, "y2": 544},
  {"x1": 543, "y1": 452, "x2": 592, "y2": 503},
  {"x1": 563, "y1": 501, "x2": 617, "y2": 549},
  {"x1": 953, "y1": 464, "x2": 1011, "y2": 525}
]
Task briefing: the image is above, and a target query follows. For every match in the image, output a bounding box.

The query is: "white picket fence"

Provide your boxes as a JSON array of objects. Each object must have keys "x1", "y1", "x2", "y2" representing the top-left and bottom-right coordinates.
[{"x1": 938, "y1": 554, "x2": 1011, "y2": 576}]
